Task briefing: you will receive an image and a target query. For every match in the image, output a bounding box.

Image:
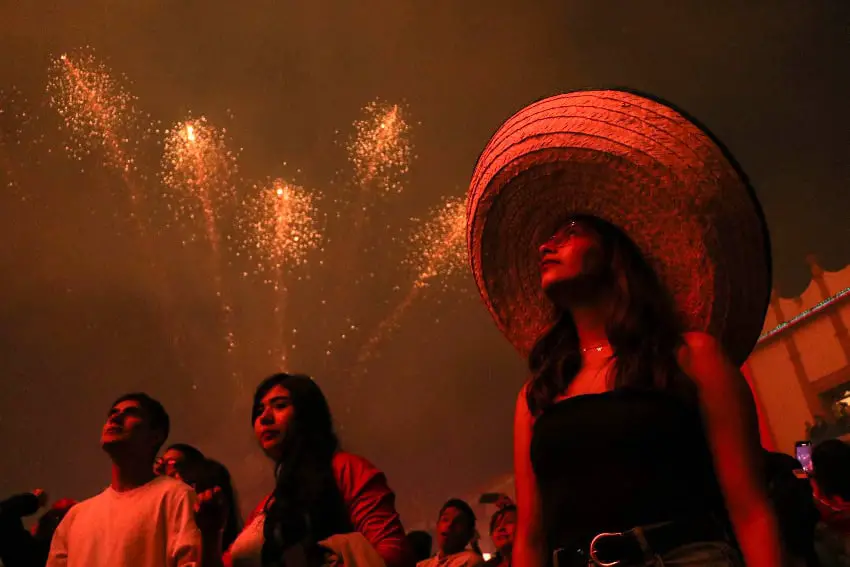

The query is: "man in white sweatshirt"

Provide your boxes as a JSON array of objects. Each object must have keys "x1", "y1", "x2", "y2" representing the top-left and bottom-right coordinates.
[{"x1": 47, "y1": 392, "x2": 202, "y2": 567}]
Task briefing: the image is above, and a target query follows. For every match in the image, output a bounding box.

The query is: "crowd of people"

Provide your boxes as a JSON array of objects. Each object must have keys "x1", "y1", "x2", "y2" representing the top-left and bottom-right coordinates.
[
  {"x1": 0, "y1": 376, "x2": 517, "y2": 567},
  {"x1": 2, "y1": 382, "x2": 850, "y2": 567},
  {"x1": 3, "y1": 89, "x2": 849, "y2": 566}
]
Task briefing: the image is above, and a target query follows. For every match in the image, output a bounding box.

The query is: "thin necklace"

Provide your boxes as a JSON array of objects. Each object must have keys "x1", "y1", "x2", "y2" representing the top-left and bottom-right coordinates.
[{"x1": 580, "y1": 342, "x2": 611, "y2": 353}]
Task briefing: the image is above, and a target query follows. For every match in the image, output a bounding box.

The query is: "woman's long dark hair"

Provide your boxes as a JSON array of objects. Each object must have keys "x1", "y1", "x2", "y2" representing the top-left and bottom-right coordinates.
[
  {"x1": 256, "y1": 373, "x2": 352, "y2": 565},
  {"x1": 526, "y1": 216, "x2": 688, "y2": 415}
]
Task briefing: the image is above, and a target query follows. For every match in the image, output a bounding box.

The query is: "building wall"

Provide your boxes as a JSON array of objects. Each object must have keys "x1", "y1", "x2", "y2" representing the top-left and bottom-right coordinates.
[{"x1": 747, "y1": 258, "x2": 850, "y2": 456}]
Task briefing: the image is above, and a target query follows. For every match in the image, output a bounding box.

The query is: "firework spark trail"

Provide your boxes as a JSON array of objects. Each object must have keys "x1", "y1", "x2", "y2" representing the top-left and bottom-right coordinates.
[
  {"x1": 162, "y1": 117, "x2": 240, "y2": 362},
  {"x1": 205, "y1": 264, "x2": 239, "y2": 362},
  {"x1": 240, "y1": 179, "x2": 322, "y2": 276},
  {"x1": 338, "y1": 100, "x2": 415, "y2": 263},
  {"x1": 45, "y1": 52, "x2": 202, "y2": 370},
  {"x1": 187, "y1": 124, "x2": 218, "y2": 250},
  {"x1": 47, "y1": 51, "x2": 153, "y2": 226},
  {"x1": 0, "y1": 94, "x2": 21, "y2": 190},
  {"x1": 347, "y1": 100, "x2": 413, "y2": 194},
  {"x1": 330, "y1": 101, "x2": 416, "y2": 359},
  {"x1": 238, "y1": 179, "x2": 322, "y2": 366},
  {"x1": 0, "y1": 87, "x2": 45, "y2": 193},
  {"x1": 356, "y1": 197, "x2": 466, "y2": 366},
  {"x1": 354, "y1": 287, "x2": 423, "y2": 367},
  {"x1": 272, "y1": 268, "x2": 289, "y2": 367},
  {"x1": 407, "y1": 197, "x2": 467, "y2": 290},
  {"x1": 162, "y1": 118, "x2": 237, "y2": 254}
]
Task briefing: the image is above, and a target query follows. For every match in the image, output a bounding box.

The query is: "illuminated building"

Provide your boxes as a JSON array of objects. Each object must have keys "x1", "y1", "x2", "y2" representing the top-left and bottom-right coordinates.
[{"x1": 746, "y1": 256, "x2": 850, "y2": 454}]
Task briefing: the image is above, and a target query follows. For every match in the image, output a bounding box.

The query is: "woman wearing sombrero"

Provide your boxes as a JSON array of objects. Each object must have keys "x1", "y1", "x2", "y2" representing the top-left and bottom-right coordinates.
[{"x1": 467, "y1": 90, "x2": 786, "y2": 566}]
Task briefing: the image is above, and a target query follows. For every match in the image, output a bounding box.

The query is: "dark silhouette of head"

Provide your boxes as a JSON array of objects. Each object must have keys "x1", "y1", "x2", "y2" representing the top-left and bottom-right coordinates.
[
  {"x1": 813, "y1": 438, "x2": 850, "y2": 501},
  {"x1": 762, "y1": 450, "x2": 818, "y2": 563}
]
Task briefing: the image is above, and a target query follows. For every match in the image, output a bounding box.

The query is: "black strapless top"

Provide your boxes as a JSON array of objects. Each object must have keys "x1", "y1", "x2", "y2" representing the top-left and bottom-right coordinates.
[{"x1": 530, "y1": 389, "x2": 728, "y2": 548}]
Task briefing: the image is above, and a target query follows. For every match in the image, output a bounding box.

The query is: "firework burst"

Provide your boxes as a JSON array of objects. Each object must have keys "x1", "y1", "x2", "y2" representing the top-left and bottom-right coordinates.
[
  {"x1": 240, "y1": 178, "x2": 322, "y2": 280},
  {"x1": 347, "y1": 100, "x2": 414, "y2": 193},
  {"x1": 46, "y1": 48, "x2": 150, "y2": 172},
  {"x1": 161, "y1": 116, "x2": 237, "y2": 247},
  {"x1": 406, "y1": 196, "x2": 467, "y2": 289}
]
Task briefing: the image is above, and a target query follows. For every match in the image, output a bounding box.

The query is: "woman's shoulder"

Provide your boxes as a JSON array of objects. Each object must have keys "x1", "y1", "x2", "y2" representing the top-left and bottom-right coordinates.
[
  {"x1": 515, "y1": 380, "x2": 533, "y2": 412},
  {"x1": 675, "y1": 331, "x2": 732, "y2": 377},
  {"x1": 677, "y1": 331, "x2": 723, "y2": 360},
  {"x1": 332, "y1": 451, "x2": 380, "y2": 472},
  {"x1": 245, "y1": 493, "x2": 273, "y2": 525},
  {"x1": 332, "y1": 452, "x2": 400, "y2": 509},
  {"x1": 332, "y1": 451, "x2": 386, "y2": 488}
]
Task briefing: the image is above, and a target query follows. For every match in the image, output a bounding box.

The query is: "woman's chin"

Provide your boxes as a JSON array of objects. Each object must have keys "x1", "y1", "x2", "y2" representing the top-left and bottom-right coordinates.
[
  {"x1": 542, "y1": 271, "x2": 600, "y2": 302},
  {"x1": 541, "y1": 275, "x2": 571, "y2": 297},
  {"x1": 260, "y1": 441, "x2": 282, "y2": 460}
]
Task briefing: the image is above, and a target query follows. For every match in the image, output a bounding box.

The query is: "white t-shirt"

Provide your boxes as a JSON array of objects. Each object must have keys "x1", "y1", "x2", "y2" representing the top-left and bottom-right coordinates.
[
  {"x1": 228, "y1": 512, "x2": 265, "y2": 567},
  {"x1": 46, "y1": 475, "x2": 201, "y2": 567},
  {"x1": 417, "y1": 551, "x2": 486, "y2": 567}
]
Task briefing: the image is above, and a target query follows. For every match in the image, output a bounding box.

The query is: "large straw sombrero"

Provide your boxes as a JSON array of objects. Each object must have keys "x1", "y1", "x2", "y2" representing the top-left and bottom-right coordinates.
[{"x1": 466, "y1": 89, "x2": 771, "y2": 365}]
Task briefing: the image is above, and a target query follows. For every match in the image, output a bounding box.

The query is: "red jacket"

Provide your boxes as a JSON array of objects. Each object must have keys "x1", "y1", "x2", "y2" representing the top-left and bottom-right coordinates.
[{"x1": 226, "y1": 452, "x2": 413, "y2": 567}]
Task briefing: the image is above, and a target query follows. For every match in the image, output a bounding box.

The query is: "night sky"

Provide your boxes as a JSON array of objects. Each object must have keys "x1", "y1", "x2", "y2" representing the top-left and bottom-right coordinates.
[{"x1": 1, "y1": 0, "x2": 848, "y2": 529}]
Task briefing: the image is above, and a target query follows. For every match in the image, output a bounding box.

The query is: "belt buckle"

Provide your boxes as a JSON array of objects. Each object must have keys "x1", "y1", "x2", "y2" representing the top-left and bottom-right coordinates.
[{"x1": 588, "y1": 531, "x2": 626, "y2": 567}]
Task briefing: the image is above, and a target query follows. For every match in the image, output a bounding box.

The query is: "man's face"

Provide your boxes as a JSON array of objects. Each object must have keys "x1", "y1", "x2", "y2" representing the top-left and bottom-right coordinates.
[
  {"x1": 101, "y1": 399, "x2": 161, "y2": 456},
  {"x1": 436, "y1": 506, "x2": 472, "y2": 555}
]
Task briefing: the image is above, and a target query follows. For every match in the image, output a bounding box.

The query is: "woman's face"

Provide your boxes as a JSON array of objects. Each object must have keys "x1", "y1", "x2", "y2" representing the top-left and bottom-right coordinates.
[
  {"x1": 253, "y1": 384, "x2": 295, "y2": 460},
  {"x1": 491, "y1": 509, "x2": 517, "y2": 553},
  {"x1": 538, "y1": 219, "x2": 606, "y2": 293}
]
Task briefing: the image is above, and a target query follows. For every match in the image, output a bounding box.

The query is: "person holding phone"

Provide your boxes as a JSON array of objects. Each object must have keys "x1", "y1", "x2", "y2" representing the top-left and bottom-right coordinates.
[
  {"x1": 466, "y1": 90, "x2": 785, "y2": 566},
  {"x1": 796, "y1": 441, "x2": 814, "y2": 474}
]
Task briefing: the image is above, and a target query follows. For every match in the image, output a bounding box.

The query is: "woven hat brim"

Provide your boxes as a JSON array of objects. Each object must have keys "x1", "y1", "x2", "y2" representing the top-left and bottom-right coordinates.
[{"x1": 466, "y1": 90, "x2": 771, "y2": 365}]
